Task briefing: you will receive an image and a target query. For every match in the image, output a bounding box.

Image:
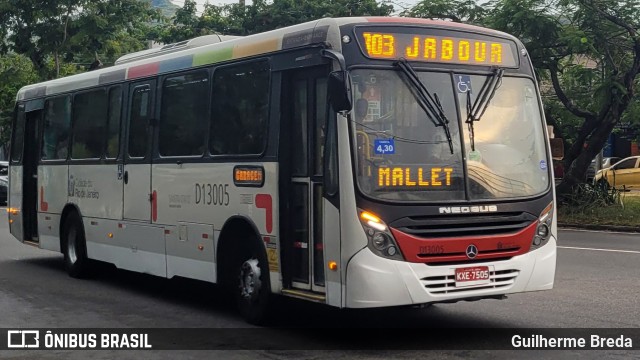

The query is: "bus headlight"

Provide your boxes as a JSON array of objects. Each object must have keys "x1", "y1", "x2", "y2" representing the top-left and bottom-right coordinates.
[
  {"x1": 536, "y1": 223, "x2": 549, "y2": 238},
  {"x1": 372, "y1": 232, "x2": 389, "y2": 250},
  {"x1": 358, "y1": 209, "x2": 404, "y2": 261},
  {"x1": 531, "y1": 202, "x2": 553, "y2": 250}
]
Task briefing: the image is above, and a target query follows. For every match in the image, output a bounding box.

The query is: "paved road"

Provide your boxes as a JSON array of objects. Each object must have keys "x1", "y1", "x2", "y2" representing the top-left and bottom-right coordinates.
[{"x1": 0, "y1": 213, "x2": 638, "y2": 358}]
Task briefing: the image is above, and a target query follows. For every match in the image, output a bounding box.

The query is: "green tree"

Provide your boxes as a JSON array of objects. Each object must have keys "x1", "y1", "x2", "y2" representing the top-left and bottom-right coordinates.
[
  {"x1": 0, "y1": 54, "x2": 38, "y2": 152},
  {"x1": 159, "y1": 0, "x2": 395, "y2": 42},
  {"x1": 0, "y1": 0, "x2": 159, "y2": 78},
  {"x1": 408, "y1": 0, "x2": 487, "y2": 23},
  {"x1": 408, "y1": 0, "x2": 640, "y2": 197}
]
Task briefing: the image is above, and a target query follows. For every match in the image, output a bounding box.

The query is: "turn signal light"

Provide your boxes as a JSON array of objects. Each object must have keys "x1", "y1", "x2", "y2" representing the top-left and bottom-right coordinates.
[
  {"x1": 360, "y1": 211, "x2": 387, "y2": 231},
  {"x1": 328, "y1": 261, "x2": 338, "y2": 271}
]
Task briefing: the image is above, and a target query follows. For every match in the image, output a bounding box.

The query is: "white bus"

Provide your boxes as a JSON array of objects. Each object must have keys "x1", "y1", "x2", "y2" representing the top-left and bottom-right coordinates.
[{"x1": 8, "y1": 17, "x2": 557, "y2": 324}]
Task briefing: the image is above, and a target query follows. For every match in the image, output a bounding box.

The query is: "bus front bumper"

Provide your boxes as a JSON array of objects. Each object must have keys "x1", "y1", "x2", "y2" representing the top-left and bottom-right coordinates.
[{"x1": 345, "y1": 237, "x2": 556, "y2": 308}]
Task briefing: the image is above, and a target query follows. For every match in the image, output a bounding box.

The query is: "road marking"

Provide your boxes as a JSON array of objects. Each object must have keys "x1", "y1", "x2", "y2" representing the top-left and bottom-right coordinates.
[{"x1": 558, "y1": 246, "x2": 640, "y2": 254}]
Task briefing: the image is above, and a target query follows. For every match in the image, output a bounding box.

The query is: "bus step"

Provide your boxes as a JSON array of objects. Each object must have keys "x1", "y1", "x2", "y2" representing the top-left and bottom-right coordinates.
[
  {"x1": 281, "y1": 289, "x2": 326, "y2": 303},
  {"x1": 23, "y1": 240, "x2": 39, "y2": 248}
]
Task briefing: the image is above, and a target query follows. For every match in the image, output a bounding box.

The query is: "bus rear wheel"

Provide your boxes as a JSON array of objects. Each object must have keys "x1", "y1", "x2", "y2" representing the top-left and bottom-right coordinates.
[
  {"x1": 235, "y1": 247, "x2": 271, "y2": 325},
  {"x1": 62, "y1": 212, "x2": 91, "y2": 278}
]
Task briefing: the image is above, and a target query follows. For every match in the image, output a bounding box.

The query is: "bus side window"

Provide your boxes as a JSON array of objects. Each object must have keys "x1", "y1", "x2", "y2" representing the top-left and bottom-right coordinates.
[
  {"x1": 10, "y1": 105, "x2": 26, "y2": 163},
  {"x1": 128, "y1": 87, "x2": 150, "y2": 158},
  {"x1": 71, "y1": 89, "x2": 107, "y2": 159},
  {"x1": 159, "y1": 71, "x2": 208, "y2": 157},
  {"x1": 210, "y1": 60, "x2": 270, "y2": 156},
  {"x1": 105, "y1": 86, "x2": 122, "y2": 159},
  {"x1": 41, "y1": 96, "x2": 71, "y2": 160}
]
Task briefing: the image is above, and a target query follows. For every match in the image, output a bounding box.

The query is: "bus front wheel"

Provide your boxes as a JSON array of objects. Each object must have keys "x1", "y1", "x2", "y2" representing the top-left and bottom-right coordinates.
[
  {"x1": 235, "y1": 246, "x2": 271, "y2": 325},
  {"x1": 62, "y1": 212, "x2": 91, "y2": 278}
]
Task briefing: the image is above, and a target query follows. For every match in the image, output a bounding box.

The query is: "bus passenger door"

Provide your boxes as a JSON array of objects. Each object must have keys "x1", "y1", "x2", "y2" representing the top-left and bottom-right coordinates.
[
  {"x1": 281, "y1": 67, "x2": 329, "y2": 293},
  {"x1": 11, "y1": 103, "x2": 42, "y2": 242},
  {"x1": 22, "y1": 108, "x2": 42, "y2": 242},
  {"x1": 123, "y1": 80, "x2": 155, "y2": 221}
]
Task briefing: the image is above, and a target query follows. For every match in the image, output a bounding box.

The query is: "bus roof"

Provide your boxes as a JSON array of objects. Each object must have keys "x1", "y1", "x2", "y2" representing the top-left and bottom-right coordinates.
[{"x1": 16, "y1": 17, "x2": 516, "y2": 101}]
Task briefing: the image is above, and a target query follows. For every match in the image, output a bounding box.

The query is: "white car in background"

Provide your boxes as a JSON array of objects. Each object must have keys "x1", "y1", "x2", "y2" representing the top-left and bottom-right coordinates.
[
  {"x1": 0, "y1": 160, "x2": 8, "y2": 181},
  {"x1": 0, "y1": 161, "x2": 7, "y2": 206}
]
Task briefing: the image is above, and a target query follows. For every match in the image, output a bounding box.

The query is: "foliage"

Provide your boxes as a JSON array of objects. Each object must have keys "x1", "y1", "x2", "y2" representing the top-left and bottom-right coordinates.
[
  {"x1": 558, "y1": 182, "x2": 621, "y2": 209},
  {"x1": 558, "y1": 190, "x2": 640, "y2": 227},
  {"x1": 158, "y1": 0, "x2": 395, "y2": 43},
  {"x1": 0, "y1": 0, "x2": 160, "y2": 78},
  {"x1": 0, "y1": 54, "x2": 39, "y2": 149},
  {"x1": 407, "y1": 0, "x2": 488, "y2": 23},
  {"x1": 408, "y1": 0, "x2": 640, "y2": 198}
]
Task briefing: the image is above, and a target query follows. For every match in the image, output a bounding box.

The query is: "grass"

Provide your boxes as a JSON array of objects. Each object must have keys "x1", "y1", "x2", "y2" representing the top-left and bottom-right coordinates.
[{"x1": 558, "y1": 192, "x2": 640, "y2": 227}]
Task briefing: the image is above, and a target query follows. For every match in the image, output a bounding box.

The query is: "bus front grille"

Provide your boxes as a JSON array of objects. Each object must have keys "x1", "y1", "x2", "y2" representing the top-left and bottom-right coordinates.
[
  {"x1": 389, "y1": 212, "x2": 536, "y2": 238},
  {"x1": 421, "y1": 269, "x2": 519, "y2": 295}
]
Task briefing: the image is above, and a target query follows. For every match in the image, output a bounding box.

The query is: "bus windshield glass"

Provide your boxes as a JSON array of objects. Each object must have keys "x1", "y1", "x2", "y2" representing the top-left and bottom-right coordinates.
[{"x1": 351, "y1": 69, "x2": 549, "y2": 202}]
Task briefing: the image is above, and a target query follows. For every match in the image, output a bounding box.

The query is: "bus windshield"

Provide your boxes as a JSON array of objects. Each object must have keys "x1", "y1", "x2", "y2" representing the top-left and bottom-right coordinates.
[{"x1": 351, "y1": 69, "x2": 549, "y2": 202}]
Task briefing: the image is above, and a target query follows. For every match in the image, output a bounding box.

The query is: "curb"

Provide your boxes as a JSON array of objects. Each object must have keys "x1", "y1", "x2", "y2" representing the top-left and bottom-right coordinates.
[{"x1": 558, "y1": 223, "x2": 640, "y2": 233}]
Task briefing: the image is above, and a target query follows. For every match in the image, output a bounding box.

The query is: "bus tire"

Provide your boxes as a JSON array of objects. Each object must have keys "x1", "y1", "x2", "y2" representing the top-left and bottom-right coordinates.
[
  {"x1": 235, "y1": 243, "x2": 271, "y2": 325},
  {"x1": 62, "y1": 212, "x2": 91, "y2": 278}
]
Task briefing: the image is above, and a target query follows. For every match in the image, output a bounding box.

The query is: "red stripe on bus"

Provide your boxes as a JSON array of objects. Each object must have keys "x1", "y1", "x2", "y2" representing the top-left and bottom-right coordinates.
[
  {"x1": 255, "y1": 194, "x2": 273, "y2": 234},
  {"x1": 127, "y1": 63, "x2": 160, "y2": 79},
  {"x1": 39, "y1": 186, "x2": 48, "y2": 212},
  {"x1": 152, "y1": 190, "x2": 158, "y2": 222},
  {"x1": 390, "y1": 221, "x2": 537, "y2": 264}
]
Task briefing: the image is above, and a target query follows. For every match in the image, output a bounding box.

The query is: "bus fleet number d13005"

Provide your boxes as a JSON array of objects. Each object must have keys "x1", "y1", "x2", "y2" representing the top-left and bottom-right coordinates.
[{"x1": 195, "y1": 183, "x2": 230, "y2": 206}]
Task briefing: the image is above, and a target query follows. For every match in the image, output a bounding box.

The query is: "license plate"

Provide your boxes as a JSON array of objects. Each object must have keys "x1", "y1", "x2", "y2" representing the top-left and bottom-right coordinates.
[{"x1": 455, "y1": 266, "x2": 491, "y2": 287}]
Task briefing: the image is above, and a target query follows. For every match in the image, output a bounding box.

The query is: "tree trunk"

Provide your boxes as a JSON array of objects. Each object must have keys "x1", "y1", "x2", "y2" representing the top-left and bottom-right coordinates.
[
  {"x1": 555, "y1": 114, "x2": 617, "y2": 197},
  {"x1": 55, "y1": 51, "x2": 60, "y2": 78}
]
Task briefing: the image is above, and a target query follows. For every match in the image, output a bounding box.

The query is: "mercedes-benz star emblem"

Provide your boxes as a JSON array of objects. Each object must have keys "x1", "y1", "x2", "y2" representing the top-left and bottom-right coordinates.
[{"x1": 466, "y1": 244, "x2": 478, "y2": 259}]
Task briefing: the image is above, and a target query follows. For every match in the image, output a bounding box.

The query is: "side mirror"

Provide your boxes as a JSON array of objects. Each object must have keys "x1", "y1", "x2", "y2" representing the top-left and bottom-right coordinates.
[{"x1": 327, "y1": 71, "x2": 352, "y2": 113}]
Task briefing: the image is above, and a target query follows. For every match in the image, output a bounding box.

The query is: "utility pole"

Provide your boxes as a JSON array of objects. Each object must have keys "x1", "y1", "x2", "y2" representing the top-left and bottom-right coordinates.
[{"x1": 240, "y1": 0, "x2": 245, "y2": 5}]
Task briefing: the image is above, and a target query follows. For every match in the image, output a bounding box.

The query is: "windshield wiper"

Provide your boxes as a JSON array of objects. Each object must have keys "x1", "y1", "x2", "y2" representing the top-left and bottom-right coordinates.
[
  {"x1": 395, "y1": 58, "x2": 454, "y2": 154},
  {"x1": 465, "y1": 68, "x2": 504, "y2": 151}
]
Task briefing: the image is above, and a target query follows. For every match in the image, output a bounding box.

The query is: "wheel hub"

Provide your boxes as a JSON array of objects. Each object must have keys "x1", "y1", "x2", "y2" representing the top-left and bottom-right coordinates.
[
  {"x1": 67, "y1": 227, "x2": 77, "y2": 264},
  {"x1": 239, "y1": 258, "x2": 262, "y2": 300}
]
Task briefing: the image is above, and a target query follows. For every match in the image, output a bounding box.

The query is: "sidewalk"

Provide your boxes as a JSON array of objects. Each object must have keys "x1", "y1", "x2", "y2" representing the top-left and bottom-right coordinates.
[{"x1": 559, "y1": 222, "x2": 640, "y2": 233}]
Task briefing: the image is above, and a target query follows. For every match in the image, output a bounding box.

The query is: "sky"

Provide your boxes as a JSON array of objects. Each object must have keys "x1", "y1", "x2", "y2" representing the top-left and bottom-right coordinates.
[{"x1": 169, "y1": 0, "x2": 422, "y2": 15}]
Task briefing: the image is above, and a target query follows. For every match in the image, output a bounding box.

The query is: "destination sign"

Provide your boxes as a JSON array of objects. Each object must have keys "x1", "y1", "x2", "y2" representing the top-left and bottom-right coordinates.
[
  {"x1": 377, "y1": 166, "x2": 457, "y2": 189},
  {"x1": 359, "y1": 31, "x2": 518, "y2": 67},
  {"x1": 233, "y1": 166, "x2": 265, "y2": 187}
]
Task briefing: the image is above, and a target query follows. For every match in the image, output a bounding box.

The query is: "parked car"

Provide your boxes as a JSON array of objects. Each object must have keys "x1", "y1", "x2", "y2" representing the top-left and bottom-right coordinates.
[
  {"x1": 586, "y1": 157, "x2": 620, "y2": 182},
  {"x1": 594, "y1": 156, "x2": 640, "y2": 189},
  {"x1": 0, "y1": 176, "x2": 7, "y2": 206},
  {"x1": 0, "y1": 160, "x2": 7, "y2": 177}
]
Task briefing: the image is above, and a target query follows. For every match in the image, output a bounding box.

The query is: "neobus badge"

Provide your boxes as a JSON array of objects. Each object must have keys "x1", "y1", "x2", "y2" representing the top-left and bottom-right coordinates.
[{"x1": 233, "y1": 166, "x2": 265, "y2": 187}]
